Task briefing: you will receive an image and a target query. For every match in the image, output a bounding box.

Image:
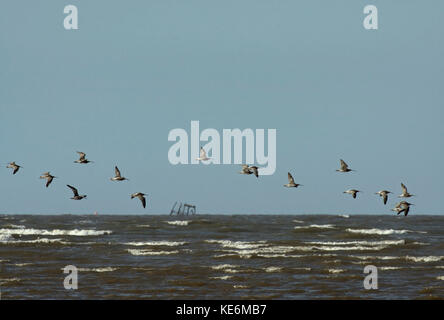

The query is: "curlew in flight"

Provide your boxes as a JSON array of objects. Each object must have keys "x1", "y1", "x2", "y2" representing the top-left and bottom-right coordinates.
[
  {"x1": 40, "y1": 172, "x2": 57, "y2": 188},
  {"x1": 375, "y1": 190, "x2": 391, "y2": 205},
  {"x1": 336, "y1": 159, "x2": 354, "y2": 173},
  {"x1": 343, "y1": 189, "x2": 361, "y2": 199},
  {"x1": 131, "y1": 192, "x2": 147, "y2": 208},
  {"x1": 284, "y1": 172, "x2": 302, "y2": 188},
  {"x1": 67, "y1": 185, "x2": 87, "y2": 200},
  {"x1": 392, "y1": 201, "x2": 413, "y2": 216},
  {"x1": 196, "y1": 147, "x2": 211, "y2": 162},
  {"x1": 398, "y1": 183, "x2": 414, "y2": 198},
  {"x1": 74, "y1": 151, "x2": 93, "y2": 164},
  {"x1": 7, "y1": 162, "x2": 22, "y2": 175},
  {"x1": 110, "y1": 166, "x2": 129, "y2": 181}
]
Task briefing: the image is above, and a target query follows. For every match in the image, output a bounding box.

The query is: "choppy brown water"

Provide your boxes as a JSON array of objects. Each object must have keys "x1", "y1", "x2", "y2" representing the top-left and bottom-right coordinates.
[{"x1": 0, "y1": 214, "x2": 443, "y2": 299}]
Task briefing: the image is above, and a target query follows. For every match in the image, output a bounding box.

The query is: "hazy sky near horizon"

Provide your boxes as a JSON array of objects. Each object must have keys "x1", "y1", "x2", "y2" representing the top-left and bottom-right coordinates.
[{"x1": 1, "y1": 1, "x2": 443, "y2": 214}]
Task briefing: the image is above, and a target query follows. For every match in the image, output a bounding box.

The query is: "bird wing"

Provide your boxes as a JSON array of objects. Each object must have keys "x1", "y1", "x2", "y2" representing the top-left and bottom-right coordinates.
[
  {"x1": 250, "y1": 166, "x2": 259, "y2": 178},
  {"x1": 340, "y1": 159, "x2": 348, "y2": 170},
  {"x1": 115, "y1": 166, "x2": 121, "y2": 177},
  {"x1": 77, "y1": 152, "x2": 86, "y2": 160},
  {"x1": 46, "y1": 176, "x2": 54, "y2": 188},
  {"x1": 288, "y1": 172, "x2": 295, "y2": 184},
  {"x1": 200, "y1": 147, "x2": 207, "y2": 158},
  {"x1": 13, "y1": 167, "x2": 19, "y2": 174},
  {"x1": 67, "y1": 185, "x2": 79, "y2": 196},
  {"x1": 401, "y1": 183, "x2": 407, "y2": 194},
  {"x1": 383, "y1": 194, "x2": 388, "y2": 205},
  {"x1": 138, "y1": 195, "x2": 146, "y2": 208}
]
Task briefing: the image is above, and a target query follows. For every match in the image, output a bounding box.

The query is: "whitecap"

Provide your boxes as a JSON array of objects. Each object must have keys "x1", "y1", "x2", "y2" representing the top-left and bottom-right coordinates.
[
  {"x1": 0, "y1": 228, "x2": 111, "y2": 236},
  {"x1": 165, "y1": 221, "x2": 190, "y2": 226},
  {"x1": 127, "y1": 249, "x2": 179, "y2": 256},
  {"x1": 125, "y1": 241, "x2": 187, "y2": 247},
  {"x1": 346, "y1": 228, "x2": 411, "y2": 235}
]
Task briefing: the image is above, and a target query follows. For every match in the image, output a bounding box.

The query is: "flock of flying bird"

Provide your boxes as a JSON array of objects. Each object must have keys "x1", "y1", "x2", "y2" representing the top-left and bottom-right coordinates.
[
  {"x1": 237, "y1": 158, "x2": 415, "y2": 216},
  {"x1": 5, "y1": 152, "x2": 148, "y2": 209},
  {"x1": 5, "y1": 149, "x2": 415, "y2": 215}
]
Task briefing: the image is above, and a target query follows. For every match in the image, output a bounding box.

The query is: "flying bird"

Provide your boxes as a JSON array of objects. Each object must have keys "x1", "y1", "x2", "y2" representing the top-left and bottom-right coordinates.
[
  {"x1": 131, "y1": 192, "x2": 147, "y2": 208},
  {"x1": 249, "y1": 166, "x2": 259, "y2": 178},
  {"x1": 67, "y1": 185, "x2": 87, "y2": 200},
  {"x1": 284, "y1": 172, "x2": 302, "y2": 188},
  {"x1": 196, "y1": 147, "x2": 211, "y2": 162},
  {"x1": 40, "y1": 172, "x2": 57, "y2": 188},
  {"x1": 110, "y1": 166, "x2": 128, "y2": 181},
  {"x1": 74, "y1": 151, "x2": 93, "y2": 164},
  {"x1": 392, "y1": 201, "x2": 413, "y2": 216},
  {"x1": 239, "y1": 164, "x2": 253, "y2": 175},
  {"x1": 343, "y1": 189, "x2": 361, "y2": 199},
  {"x1": 7, "y1": 162, "x2": 22, "y2": 175},
  {"x1": 375, "y1": 190, "x2": 391, "y2": 205},
  {"x1": 336, "y1": 159, "x2": 354, "y2": 173},
  {"x1": 399, "y1": 183, "x2": 414, "y2": 198}
]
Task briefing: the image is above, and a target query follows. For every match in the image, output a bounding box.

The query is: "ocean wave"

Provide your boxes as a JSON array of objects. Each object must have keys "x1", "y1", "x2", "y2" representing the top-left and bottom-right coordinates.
[
  {"x1": 405, "y1": 256, "x2": 444, "y2": 263},
  {"x1": 2, "y1": 224, "x2": 26, "y2": 229},
  {"x1": 0, "y1": 228, "x2": 111, "y2": 236},
  {"x1": 264, "y1": 267, "x2": 282, "y2": 273},
  {"x1": 306, "y1": 240, "x2": 406, "y2": 246},
  {"x1": 78, "y1": 267, "x2": 118, "y2": 273},
  {"x1": 292, "y1": 220, "x2": 304, "y2": 223},
  {"x1": 210, "y1": 276, "x2": 233, "y2": 280},
  {"x1": 380, "y1": 266, "x2": 402, "y2": 270},
  {"x1": 124, "y1": 241, "x2": 187, "y2": 247},
  {"x1": 210, "y1": 264, "x2": 239, "y2": 271},
  {"x1": 127, "y1": 249, "x2": 179, "y2": 256},
  {"x1": 345, "y1": 228, "x2": 412, "y2": 235},
  {"x1": 165, "y1": 221, "x2": 190, "y2": 226},
  {"x1": 0, "y1": 278, "x2": 21, "y2": 285},
  {"x1": 1, "y1": 238, "x2": 71, "y2": 245},
  {"x1": 328, "y1": 269, "x2": 344, "y2": 274},
  {"x1": 294, "y1": 224, "x2": 335, "y2": 230},
  {"x1": 205, "y1": 239, "x2": 268, "y2": 249},
  {"x1": 339, "y1": 215, "x2": 350, "y2": 218},
  {"x1": 437, "y1": 276, "x2": 444, "y2": 281}
]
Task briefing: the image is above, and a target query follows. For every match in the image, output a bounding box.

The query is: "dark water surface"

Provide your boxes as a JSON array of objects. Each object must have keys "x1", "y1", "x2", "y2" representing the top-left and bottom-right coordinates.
[{"x1": 0, "y1": 214, "x2": 443, "y2": 299}]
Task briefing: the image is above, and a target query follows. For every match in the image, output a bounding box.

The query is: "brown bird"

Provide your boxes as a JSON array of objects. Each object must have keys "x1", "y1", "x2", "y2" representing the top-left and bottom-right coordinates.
[
  {"x1": 131, "y1": 192, "x2": 147, "y2": 208},
  {"x1": 74, "y1": 151, "x2": 93, "y2": 164},
  {"x1": 336, "y1": 159, "x2": 354, "y2": 173},
  {"x1": 343, "y1": 189, "x2": 361, "y2": 199},
  {"x1": 7, "y1": 162, "x2": 22, "y2": 175},
  {"x1": 375, "y1": 190, "x2": 391, "y2": 205},
  {"x1": 40, "y1": 172, "x2": 57, "y2": 188},
  {"x1": 284, "y1": 172, "x2": 302, "y2": 188},
  {"x1": 67, "y1": 185, "x2": 87, "y2": 200}
]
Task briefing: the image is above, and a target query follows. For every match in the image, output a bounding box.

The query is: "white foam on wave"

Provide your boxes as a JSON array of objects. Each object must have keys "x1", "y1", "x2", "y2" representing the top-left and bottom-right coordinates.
[
  {"x1": 437, "y1": 276, "x2": 444, "y2": 281},
  {"x1": 125, "y1": 241, "x2": 187, "y2": 247},
  {"x1": 380, "y1": 266, "x2": 402, "y2": 270},
  {"x1": 294, "y1": 224, "x2": 336, "y2": 230},
  {"x1": 292, "y1": 220, "x2": 304, "y2": 224},
  {"x1": 0, "y1": 228, "x2": 111, "y2": 236},
  {"x1": 328, "y1": 269, "x2": 344, "y2": 274},
  {"x1": 345, "y1": 228, "x2": 413, "y2": 235},
  {"x1": 0, "y1": 278, "x2": 21, "y2": 285},
  {"x1": 79, "y1": 267, "x2": 118, "y2": 273},
  {"x1": 165, "y1": 221, "x2": 190, "y2": 226},
  {"x1": 264, "y1": 266, "x2": 282, "y2": 273},
  {"x1": 405, "y1": 256, "x2": 444, "y2": 263},
  {"x1": 211, "y1": 264, "x2": 239, "y2": 271},
  {"x1": 127, "y1": 249, "x2": 179, "y2": 256},
  {"x1": 339, "y1": 215, "x2": 350, "y2": 218},
  {"x1": 205, "y1": 239, "x2": 268, "y2": 249},
  {"x1": 3, "y1": 224, "x2": 26, "y2": 229},
  {"x1": 307, "y1": 240, "x2": 406, "y2": 246},
  {"x1": 210, "y1": 275, "x2": 233, "y2": 280}
]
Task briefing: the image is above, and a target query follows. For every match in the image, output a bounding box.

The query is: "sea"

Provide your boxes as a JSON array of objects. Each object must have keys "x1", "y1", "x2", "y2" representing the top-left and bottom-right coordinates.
[{"x1": 0, "y1": 214, "x2": 443, "y2": 299}]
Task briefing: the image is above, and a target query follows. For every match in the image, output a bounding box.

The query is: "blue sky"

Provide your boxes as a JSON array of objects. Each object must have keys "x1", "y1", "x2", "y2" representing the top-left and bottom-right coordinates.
[{"x1": 1, "y1": 1, "x2": 443, "y2": 214}]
